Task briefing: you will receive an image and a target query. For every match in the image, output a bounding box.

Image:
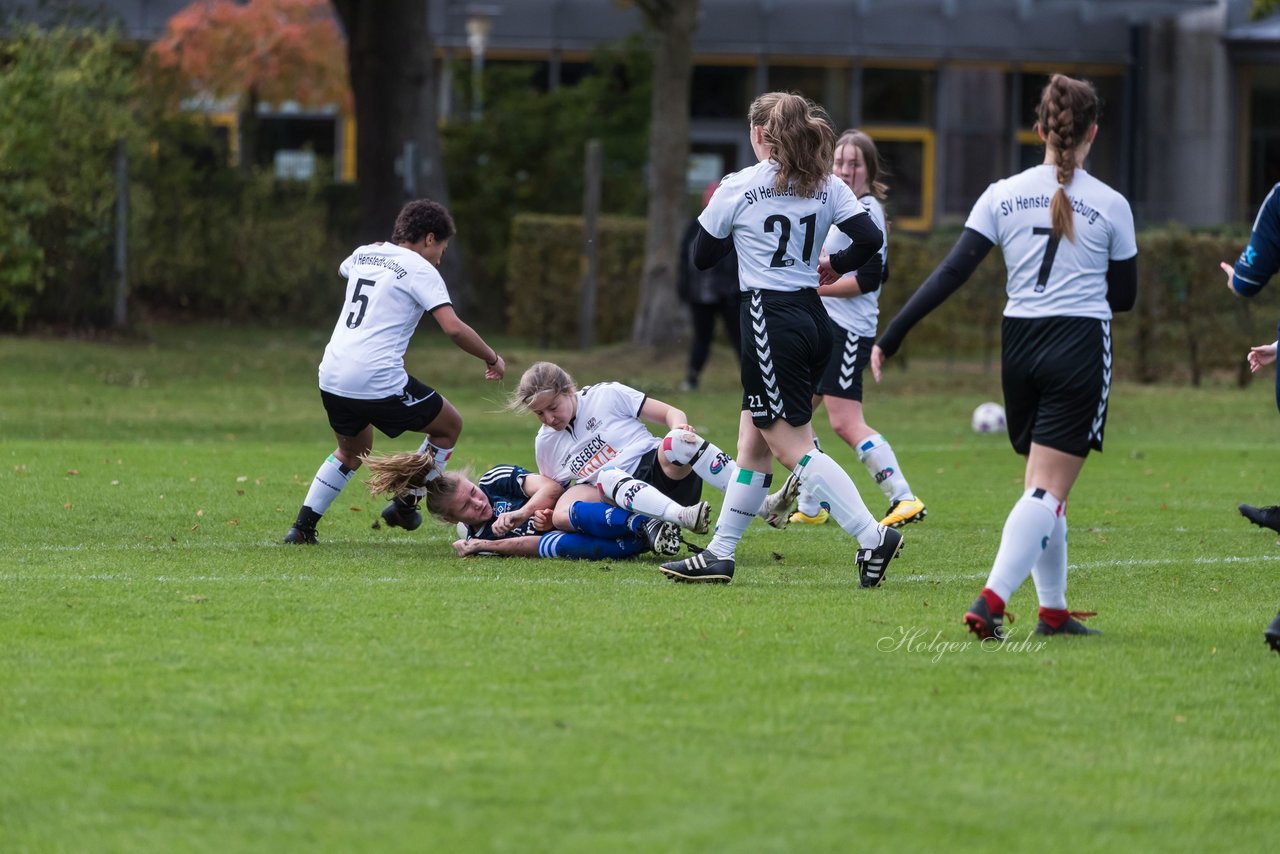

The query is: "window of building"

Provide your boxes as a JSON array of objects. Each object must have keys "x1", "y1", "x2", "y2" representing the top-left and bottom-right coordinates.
[
  {"x1": 866, "y1": 129, "x2": 933, "y2": 232},
  {"x1": 1248, "y1": 70, "x2": 1280, "y2": 212},
  {"x1": 862, "y1": 67, "x2": 934, "y2": 126},
  {"x1": 691, "y1": 64, "x2": 754, "y2": 120},
  {"x1": 941, "y1": 66, "x2": 1007, "y2": 215},
  {"x1": 768, "y1": 64, "x2": 850, "y2": 128}
]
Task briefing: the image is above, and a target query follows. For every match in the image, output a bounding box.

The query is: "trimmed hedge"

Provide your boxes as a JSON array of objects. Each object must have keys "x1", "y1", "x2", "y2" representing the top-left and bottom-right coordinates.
[
  {"x1": 505, "y1": 213, "x2": 647, "y2": 346},
  {"x1": 506, "y1": 217, "x2": 1279, "y2": 384}
]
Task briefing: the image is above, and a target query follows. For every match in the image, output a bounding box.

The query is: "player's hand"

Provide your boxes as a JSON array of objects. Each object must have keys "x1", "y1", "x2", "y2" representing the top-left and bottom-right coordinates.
[
  {"x1": 485, "y1": 354, "x2": 505, "y2": 380},
  {"x1": 1221, "y1": 261, "x2": 1237, "y2": 293},
  {"x1": 531, "y1": 508, "x2": 554, "y2": 532},
  {"x1": 817, "y1": 255, "x2": 839, "y2": 287},
  {"x1": 870, "y1": 344, "x2": 887, "y2": 383},
  {"x1": 1247, "y1": 342, "x2": 1277, "y2": 372},
  {"x1": 491, "y1": 511, "x2": 518, "y2": 536},
  {"x1": 452, "y1": 538, "x2": 474, "y2": 557}
]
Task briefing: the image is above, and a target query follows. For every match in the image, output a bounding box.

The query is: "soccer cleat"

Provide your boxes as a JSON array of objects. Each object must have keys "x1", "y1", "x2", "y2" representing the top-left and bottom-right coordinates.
[
  {"x1": 963, "y1": 595, "x2": 1010, "y2": 640},
  {"x1": 678, "y1": 500, "x2": 712, "y2": 534},
  {"x1": 283, "y1": 524, "x2": 318, "y2": 545},
  {"x1": 788, "y1": 508, "x2": 830, "y2": 525},
  {"x1": 1266, "y1": 611, "x2": 1280, "y2": 655},
  {"x1": 639, "y1": 517, "x2": 682, "y2": 557},
  {"x1": 1034, "y1": 609, "x2": 1101, "y2": 636},
  {"x1": 880, "y1": 497, "x2": 927, "y2": 529},
  {"x1": 381, "y1": 495, "x2": 423, "y2": 531},
  {"x1": 659, "y1": 552, "x2": 735, "y2": 583},
  {"x1": 855, "y1": 525, "x2": 903, "y2": 588},
  {"x1": 762, "y1": 473, "x2": 801, "y2": 529},
  {"x1": 1239, "y1": 503, "x2": 1280, "y2": 534}
]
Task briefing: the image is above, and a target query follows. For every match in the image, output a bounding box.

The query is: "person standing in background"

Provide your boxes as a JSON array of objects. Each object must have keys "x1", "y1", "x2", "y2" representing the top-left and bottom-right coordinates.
[{"x1": 677, "y1": 181, "x2": 742, "y2": 391}]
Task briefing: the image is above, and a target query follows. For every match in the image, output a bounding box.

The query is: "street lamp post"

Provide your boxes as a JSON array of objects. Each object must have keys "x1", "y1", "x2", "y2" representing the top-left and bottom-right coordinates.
[{"x1": 465, "y1": 5, "x2": 499, "y2": 121}]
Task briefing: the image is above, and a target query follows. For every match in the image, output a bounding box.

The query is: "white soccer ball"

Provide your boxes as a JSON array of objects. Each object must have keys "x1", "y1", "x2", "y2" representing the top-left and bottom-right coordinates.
[{"x1": 971, "y1": 401, "x2": 1006, "y2": 434}]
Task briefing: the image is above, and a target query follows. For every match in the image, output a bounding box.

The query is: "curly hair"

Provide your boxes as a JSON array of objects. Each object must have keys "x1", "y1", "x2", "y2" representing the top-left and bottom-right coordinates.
[
  {"x1": 1036, "y1": 74, "x2": 1100, "y2": 242},
  {"x1": 749, "y1": 92, "x2": 835, "y2": 198},
  {"x1": 391, "y1": 199, "x2": 456, "y2": 244},
  {"x1": 835, "y1": 129, "x2": 889, "y2": 202}
]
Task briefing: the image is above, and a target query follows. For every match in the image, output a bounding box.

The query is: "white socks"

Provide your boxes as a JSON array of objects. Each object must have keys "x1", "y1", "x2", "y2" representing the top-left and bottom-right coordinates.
[
  {"x1": 416, "y1": 438, "x2": 454, "y2": 482},
  {"x1": 596, "y1": 468, "x2": 685, "y2": 525},
  {"x1": 856, "y1": 433, "x2": 913, "y2": 504},
  {"x1": 793, "y1": 451, "x2": 878, "y2": 544},
  {"x1": 302, "y1": 454, "x2": 355, "y2": 517},
  {"x1": 1031, "y1": 509, "x2": 1068, "y2": 610},
  {"x1": 986, "y1": 487, "x2": 1063, "y2": 603},
  {"x1": 704, "y1": 468, "x2": 770, "y2": 559}
]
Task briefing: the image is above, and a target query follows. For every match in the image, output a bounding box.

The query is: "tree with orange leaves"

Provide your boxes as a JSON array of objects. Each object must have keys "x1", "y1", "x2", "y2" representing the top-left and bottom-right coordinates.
[{"x1": 145, "y1": 0, "x2": 351, "y2": 169}]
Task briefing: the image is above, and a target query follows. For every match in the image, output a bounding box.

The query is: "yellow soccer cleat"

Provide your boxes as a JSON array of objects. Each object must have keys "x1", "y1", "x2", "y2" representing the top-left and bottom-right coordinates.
[
  {"x1": 880, "y1": 497, "x2": 927, "y2": 529},
  {"x1": 788, "y1": 508, "x2": 830, "y2": 525}
]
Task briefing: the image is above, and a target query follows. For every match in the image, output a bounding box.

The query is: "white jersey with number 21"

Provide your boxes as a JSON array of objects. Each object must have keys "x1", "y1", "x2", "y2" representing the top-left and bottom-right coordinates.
[
  {"x1": 699, "y1": 160, "x2": 864, "y2": 294},
  {"x1": 965, "y1": 164, "x2": 1136, "y2": 320}
]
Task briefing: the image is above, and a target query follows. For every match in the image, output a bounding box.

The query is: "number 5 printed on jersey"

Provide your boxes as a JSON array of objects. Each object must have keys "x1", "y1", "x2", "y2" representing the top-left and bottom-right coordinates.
[{"x1": 346, "y1": 278, "x2": 375, "y2": 328}]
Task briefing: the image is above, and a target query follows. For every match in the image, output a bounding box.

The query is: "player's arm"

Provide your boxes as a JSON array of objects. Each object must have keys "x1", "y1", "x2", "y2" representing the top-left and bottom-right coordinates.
[
  {"x1": 430, "y1": 304, "x2": 505, "y2": 379},
  {"x1": 1106, "y1": 255, "x2": 1138, "y2": 312},
  {"x1": 825, "y1": 213, "x2": 884, "y2": 277},
  {"x1": 493, "y1": 474, "x2": 561, "y2": 533},
  {"x1": 639, "y1": 397, "x2": 690, "y2": 431},
  {"x1": 453, "y1": 535, "x2": 543, "y2": 557},
  {"x1": 818, "y1": 253, "x2": 884, "y2": 299},
  {"x1": 1230, "y1": 191, "x2": 1280, "y2": 297},
  {"x1": 876, "y1": 227, "x2": 994, "y2": 359},
  {"x1": 692, "y1": 224, "x2": 735, "y2": 270}
]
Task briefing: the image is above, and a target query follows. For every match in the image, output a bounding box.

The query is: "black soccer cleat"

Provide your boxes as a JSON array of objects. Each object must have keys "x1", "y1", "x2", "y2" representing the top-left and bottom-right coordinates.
[
  {"x1": 1266, "y1": 611, "x2": 1280, "y2": 655},
  {"x1": 963, "y1": 595, "x2": 1009, "y2": 641},
  {"x1": 1034, "y1": 609, "x2": 1101, "y2": 636},
  {"x1": 381, "y1": 495, "x2": 423, "y2": 531},
  {"x1": 1239, "y1": 503, "x2": 1280, "y2": 534},
  {"x1": 283, "y1": 524, "x2": 318, "y2": 545},
  {"x1": 638, "y1": 517, "x2": 682, "y2": 557},
  {"x1": 855, "y1": 525, "x2": 902, "y2": 588},
  {"x1": 659, "y1": 552, "x2": 735, "y2": 584}
]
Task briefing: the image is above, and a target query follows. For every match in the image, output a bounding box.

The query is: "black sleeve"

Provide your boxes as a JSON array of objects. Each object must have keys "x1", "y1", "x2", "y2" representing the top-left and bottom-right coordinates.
[
  {"x1": 693, "y1": 224, "x2": 735, "y2": 271},
  {"x1": 1106, "y1": 255, "x2": 1137, "y2": 313},
  {"x1": 876, "y1": 228, "x2": 995, "y2": 358},
  {"x1": 828, "y1": 213, "x2": 884, "y2": 275},
  {"x1": 851, "y1": 254, "x2": 884, "y2": 295}
]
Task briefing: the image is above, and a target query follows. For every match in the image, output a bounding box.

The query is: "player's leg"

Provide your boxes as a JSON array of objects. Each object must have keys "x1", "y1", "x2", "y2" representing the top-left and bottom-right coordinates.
[
  {"x1": 684, "y1": 302, "x2": 717, "y2": 390},
  {"x1": 380, "y1": 380, "x2": 455, "y2": 531},
  {"x1": 285, "y1": 422, "x2": 372, "y2": 545},
  {"x1": 659, "y1": 427, "x2": 794, "y2": 529},
  {"x1": 595, "y1": 467, "x2": 710, "y2": 533}
]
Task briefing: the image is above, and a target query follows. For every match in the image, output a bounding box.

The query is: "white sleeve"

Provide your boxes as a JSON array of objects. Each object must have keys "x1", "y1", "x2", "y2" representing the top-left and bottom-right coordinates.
[
  {"x1": 697, "y1": 181, "x2": 737, "y2": 239},
  {"x1": 534, "y1": 433, "x2": 558, "y2": 481},
  {"x1": 338, "y1": 253, "x2": 355, "y2": 279},
  {"x1": 410, "y1": 266, "x2": 452, "y2": 312},
  {"x1": 612, "y1": 383, "x2": 648, "y2": 419},
  {"x1": 831, "y1": 180, "x2": 863, "y2": 224},
  {"x1": 964, "y1": 184, "x2": 1000, "y2": 244},
  {"x1": 1109, "y1": 195, "x2": 1138, "y2": 260}
]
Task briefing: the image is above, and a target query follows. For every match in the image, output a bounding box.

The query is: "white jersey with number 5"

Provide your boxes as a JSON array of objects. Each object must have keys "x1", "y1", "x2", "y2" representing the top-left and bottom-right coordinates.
[
  {"x1": 318, "y1": 242, "x2": 452, "y2": 399},
  {"x1": 965, "y1": 164, "x2": 1136, "y2": 320},
  {"x1": 535, "y1": 382, "x2": 659, "y2": 487},
  {"x1": 699, "y1": 160, "x2": 864, "y2": 293}
]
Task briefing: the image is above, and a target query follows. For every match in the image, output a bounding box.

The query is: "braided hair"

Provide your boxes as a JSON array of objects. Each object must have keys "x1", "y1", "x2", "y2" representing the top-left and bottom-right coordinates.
[{"x1": 1035, "y1": 74, "x2": 1100, "y2": 242}]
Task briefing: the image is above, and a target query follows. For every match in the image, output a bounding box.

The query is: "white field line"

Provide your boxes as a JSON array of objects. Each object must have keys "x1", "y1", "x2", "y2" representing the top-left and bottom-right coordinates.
[{"x1": 3, "y1": 552, "x2": 1280, "y2": 587}]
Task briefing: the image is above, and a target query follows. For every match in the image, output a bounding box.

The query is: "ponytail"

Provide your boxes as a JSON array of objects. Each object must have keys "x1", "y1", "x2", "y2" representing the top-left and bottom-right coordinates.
[
  {"x1": 749, "y1": 92, "x2": 835, "y2": 198},
  {"x1": 1035, "y1": 74, "x2": 1100, "y2": 242}
]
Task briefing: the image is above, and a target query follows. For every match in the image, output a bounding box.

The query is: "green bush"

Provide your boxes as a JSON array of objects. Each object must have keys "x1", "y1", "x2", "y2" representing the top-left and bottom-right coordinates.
[{"x1": 505, "y1": 213, "x2": 646, "y2": 345}]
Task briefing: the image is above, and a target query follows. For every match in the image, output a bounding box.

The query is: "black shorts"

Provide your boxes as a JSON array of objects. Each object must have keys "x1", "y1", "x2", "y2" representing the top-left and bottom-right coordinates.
[
  {"x1": 740, "y1": 289, "x2": 831, "y2": 428},
  {"x1": 320, "y1": 375, "x2": 444, "y2": 438},
  {"x1": 632, "y1": 447, "x2": 704, "y2": 506},
  {"x1": 815, "y1": 324, "x2": 873, "y2": 402},
  {"x1": 1001, "y1": 316, "x2": 1111, "y2": 457}
]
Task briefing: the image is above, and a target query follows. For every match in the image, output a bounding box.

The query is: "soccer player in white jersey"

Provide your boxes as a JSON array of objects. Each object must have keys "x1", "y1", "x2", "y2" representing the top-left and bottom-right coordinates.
[
  {"x1": 658, "y1": 92, "x2": 904, "y2": 586},
  {"x1": 783, "y1": 129, "x2": 927, "y2": 531},
  {"x1": 874, "y1": 74, "x2": 1138, "y2": 638},
  {"x1": 509, "y1": 362, "x2": 797, "y2": 546},
  {"x1": 282, "y1": 199, "x2": 506, "y2": 545}
]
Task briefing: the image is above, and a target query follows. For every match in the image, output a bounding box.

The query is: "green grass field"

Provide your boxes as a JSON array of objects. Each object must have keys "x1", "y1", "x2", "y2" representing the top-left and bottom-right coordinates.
[{"x1": 3, "y1": 324, "x2": 1278, "y2": 852}]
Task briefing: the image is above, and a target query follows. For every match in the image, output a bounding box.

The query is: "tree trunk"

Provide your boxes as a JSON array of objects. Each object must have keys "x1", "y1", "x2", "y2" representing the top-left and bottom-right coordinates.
[
  {"x1": 331, "y1": 0, "x2": 467, "y2": 306},
  {"x1": 630, "y1": 0, "x2": 698, "y2": 347}
]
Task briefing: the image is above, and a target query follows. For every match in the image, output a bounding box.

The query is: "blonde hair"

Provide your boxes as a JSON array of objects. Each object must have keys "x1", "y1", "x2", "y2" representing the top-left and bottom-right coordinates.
[
  {"x1": 835, "y1": 129, "x2": 888, "y2": 202},
  {"x1": 508, "y1": 361, "x2": 576, "y2": 412},
  {"x1": 361, "y1": 450, "x2": 474, "y2": 525},
  {"x1": 749, "y1": 92, "x2": 835, "y2": 198},
  {"x1": 1036, "y1": 74, "x2": 1100, "y2": 242}
]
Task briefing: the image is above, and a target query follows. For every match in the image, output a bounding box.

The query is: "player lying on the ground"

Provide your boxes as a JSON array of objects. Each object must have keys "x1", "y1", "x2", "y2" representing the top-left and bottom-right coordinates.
[{"x1": 364, "y1": 453, "x2": 682, "y2": 560}]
